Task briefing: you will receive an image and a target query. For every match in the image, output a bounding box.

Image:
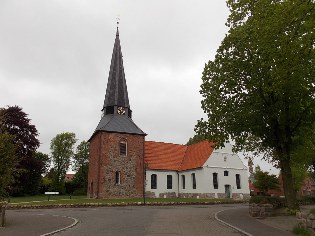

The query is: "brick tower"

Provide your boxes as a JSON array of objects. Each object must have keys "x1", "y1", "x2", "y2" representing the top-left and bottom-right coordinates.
[{"x1": 88, "y1": 27, "x2": 146, "y2": 198}]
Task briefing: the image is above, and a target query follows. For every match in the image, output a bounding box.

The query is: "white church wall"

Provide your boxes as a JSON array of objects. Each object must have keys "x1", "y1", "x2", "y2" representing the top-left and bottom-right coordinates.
[
  {"x1": 145, "y1": 170, "x2": 178, "y2": 198},
  {"x1": 202, "y1": 143, "x2": 250, "y2": 198},
  {"x1": 178, "y1": 143, "x2": 250, "y2": 199},
  {"x1": 178, "y1": 167, "x2": 249, "y2": 199}
]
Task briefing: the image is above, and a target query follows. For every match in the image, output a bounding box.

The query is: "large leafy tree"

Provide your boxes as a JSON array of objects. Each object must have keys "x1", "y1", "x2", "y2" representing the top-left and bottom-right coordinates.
[
  {"x1": 26, "y1": 151, "x2": 51, "y2": 195},
  {"x1": 72, "y1": 140, "x2": 89, "y2": 194},
  {"x1": 34, "y1": 151, "x2": 50, "y2": 176},
  {"x1": 0, "y1": 106, "x2": 40, "y2": 195},
  {"x1": 50, "y1": 132, "x2": 76, "y2": 193},
  {"x1": 196, "y1": 0, "x2": 315, "y2": 209},
  {"x1": 186, "y1": 134, "x2": 206, "y2": 145},
  {"x1": 0, "y1": 133, "x2": 17, "y2": 199}
]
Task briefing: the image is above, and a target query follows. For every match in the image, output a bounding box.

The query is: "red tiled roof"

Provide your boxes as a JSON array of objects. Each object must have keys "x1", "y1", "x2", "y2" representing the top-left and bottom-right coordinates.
[
  {"x1": 179, "y1": 140, "x2": 215, "y2": 171},
  {"x1": 144, "y1": 140, "x2": 215, "y2": 171},
  {"x1": 144, "y1": 141, "x2": 187, "y2": 170}
]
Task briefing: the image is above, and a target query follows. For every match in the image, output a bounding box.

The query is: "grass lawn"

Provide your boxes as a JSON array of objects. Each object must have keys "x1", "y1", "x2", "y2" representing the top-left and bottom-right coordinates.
[{"x1": 6, "y1": 195, "x2": 237, "y2": 207}]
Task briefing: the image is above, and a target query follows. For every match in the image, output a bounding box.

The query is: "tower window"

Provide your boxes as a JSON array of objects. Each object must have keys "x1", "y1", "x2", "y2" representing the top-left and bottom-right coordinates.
[
  {"x1": 105, "y1": 106, "x2": 114, "y2": 115},
  {"x1": 236, "y1": 174, "x2": 241, "y2": 189},
  {"x1": 115, "y1": 171, "x2": 121, "y2": 185},
  {"x1": 192, "y1": 173, "x2": 196, "y2": 189},
  {"x1": 151, "y1": 174, "x2": 157, "y2": 189},
  {"x1": 167, "y1": 175, "x2": 172, "y2": 189},
  {"x1": 213, "y1": 173, "x2": 218, "y2": 189},
  {"x1": 119, "y1": 141, "x2": 127, "y2": 156},
  {"x1": 182, "y1": 175, "x2": 185, "y2": 189},
  {"x1": 224, "y1": 171, "x2": 229, "y2": 176}
]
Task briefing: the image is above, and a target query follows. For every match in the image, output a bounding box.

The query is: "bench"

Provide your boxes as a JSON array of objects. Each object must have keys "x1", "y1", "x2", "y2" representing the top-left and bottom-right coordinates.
[{"x1": 45, "y1": 192, "x2": 59, "y2": 201}]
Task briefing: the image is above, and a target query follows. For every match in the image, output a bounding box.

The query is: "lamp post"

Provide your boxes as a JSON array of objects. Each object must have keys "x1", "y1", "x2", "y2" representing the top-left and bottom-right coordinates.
[{"x1": 143, "y1": 162, "x2": 148, "y2": 205}]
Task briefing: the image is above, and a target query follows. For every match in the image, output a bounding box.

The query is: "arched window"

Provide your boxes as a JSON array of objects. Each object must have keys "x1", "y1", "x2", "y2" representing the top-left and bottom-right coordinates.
[
  {"x1": 181, "y1": 175, "x2": 185, "y2": 189},
  {"x1": 192, "y1": 173, "x2": 196, "y2": 189},
  {"x1": 115, "y1": 171, "x2": 121, "y2": 185},
  {"x1": 236, "y1": 174, "x2": 241, "y2": 189},
  {"x1": 119, "y1": 140, "x2": 127, "y2": 156},
  {"x1": 167, "y1": 175, "x2": 172, "y2": 189},
  {"x1": 151, "y1": 174, "x2": 157, "y2": 189},
  {"x1": 213, "y1": 173, "x2": 218, "y2": 189}
]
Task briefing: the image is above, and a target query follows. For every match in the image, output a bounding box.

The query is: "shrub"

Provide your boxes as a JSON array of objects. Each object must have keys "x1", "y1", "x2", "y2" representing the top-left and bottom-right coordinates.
[
  {"x1": 292, "y1": 224, "x2": 311, "y2": 236},
  {"x1": 72, "y1": 188, "x2": 86, "y2": 196},
  {"x1": 298, "y1": 196, "x2": 315, "y2": 205},
  {"x1": 249, "y1": 196, "x2": 286, "y2": 208}
]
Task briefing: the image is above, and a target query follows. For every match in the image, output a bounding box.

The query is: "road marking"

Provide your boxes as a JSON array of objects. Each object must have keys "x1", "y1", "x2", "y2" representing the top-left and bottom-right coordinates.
[{"x1": 215, "y1": 209, "x2": 253, "y2": 236}]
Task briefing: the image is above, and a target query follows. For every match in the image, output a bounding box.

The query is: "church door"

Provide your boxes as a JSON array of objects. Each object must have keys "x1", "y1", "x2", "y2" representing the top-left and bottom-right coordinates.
[{"x1": 224, "y1": 185, "x2": 231, "y2": 198}]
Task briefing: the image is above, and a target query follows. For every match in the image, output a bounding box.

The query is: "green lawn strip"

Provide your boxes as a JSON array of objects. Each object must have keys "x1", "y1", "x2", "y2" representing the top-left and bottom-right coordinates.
[
  {"x1": 8, "y1": 195, "x2": 85, "y2": 203},
  {"x1": 7, "y1": 196, "x2": 241, "y2": 208}
]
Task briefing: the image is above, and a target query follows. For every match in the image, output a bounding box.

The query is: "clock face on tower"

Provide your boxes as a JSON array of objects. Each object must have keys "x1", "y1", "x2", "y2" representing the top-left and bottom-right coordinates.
[{"x1": 117, "y1": 106, "x2": 125, "y2": 115}]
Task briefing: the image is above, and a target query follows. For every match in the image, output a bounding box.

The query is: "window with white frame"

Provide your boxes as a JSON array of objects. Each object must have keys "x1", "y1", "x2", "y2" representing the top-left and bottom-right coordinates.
[
  {"x1": 192, "y1": 173, "x2": 196, "y2": 189},
  {"x1": 167, "y1": 175, "x2": 172, "y2": 189},
  {"x1": 182, "y1": 175, "x2": 185, "y2": 189},
  {"x1": 236, "y1": 174, "x2": 241, "y2": 189},
  {"x1": 151, "y1": 174, "x2": 157, "y2": 189},
  {"x1": 213, "y1": 173, "x2": 218, "y2": 189}
]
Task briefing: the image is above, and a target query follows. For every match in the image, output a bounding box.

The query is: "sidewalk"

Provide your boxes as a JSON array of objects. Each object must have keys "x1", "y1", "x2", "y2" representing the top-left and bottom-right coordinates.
[
  {"x1": 217, "y1": 206, "x2": 296, "y2": 236},
  {"x1": 258, "y1": 205, "x2": 315, "y2": 233}
]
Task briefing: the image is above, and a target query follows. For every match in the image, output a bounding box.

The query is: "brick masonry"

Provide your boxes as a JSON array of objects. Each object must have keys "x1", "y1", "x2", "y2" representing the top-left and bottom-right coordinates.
[
  {"x1": 249, "y1": 203, "x2": 274, "y2": 218},
  {"x1": 88, "y1": 132, "x2": 144, "y2": 198},
  {"x1": 159, "y1": 192, "x2": 177, "y2": 198},
  {"x1": 179, "y1": 193, "x2": 216, "y2": 199}
]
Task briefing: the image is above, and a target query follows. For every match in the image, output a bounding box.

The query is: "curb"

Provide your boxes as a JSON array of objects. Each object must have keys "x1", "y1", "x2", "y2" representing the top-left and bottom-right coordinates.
[
  {"x1": 215, "y1": 209, "x2": 253, "y2": 236},
  {"x1": 7, "y1": 200, "x2": 249, "y2": 210},
  {"x1": 40, "y1": 215, "x2": 78, "y2": 236}
]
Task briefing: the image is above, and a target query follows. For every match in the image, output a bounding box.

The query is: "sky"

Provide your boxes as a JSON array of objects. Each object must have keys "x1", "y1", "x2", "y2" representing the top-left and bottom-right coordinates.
[{"x1": 0, "y1": 0, "x2": 278, "y2": 174}]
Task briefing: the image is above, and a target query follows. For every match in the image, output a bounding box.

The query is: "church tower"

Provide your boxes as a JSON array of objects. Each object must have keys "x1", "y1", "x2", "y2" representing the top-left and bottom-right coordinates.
[{"x1": 88, "y1": 27, "x2": 146, "y2": 198}]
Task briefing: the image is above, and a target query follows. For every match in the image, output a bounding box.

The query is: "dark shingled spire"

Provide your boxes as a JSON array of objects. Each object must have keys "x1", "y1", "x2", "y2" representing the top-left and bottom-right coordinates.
[
  {"x1": 89, "y1": 27, "x2": 146, "y2": 140},
  {"x1": 103, "y1": 27, "x2": 130, "y2": 112}
]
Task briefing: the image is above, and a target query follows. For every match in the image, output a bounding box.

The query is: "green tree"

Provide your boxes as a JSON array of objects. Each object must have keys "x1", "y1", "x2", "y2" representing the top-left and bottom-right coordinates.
[
  {"x1": 186, "y1": 134, "x2": 205, "y2": 145},
  {"x1": 0, "y1": 133, "x2": 16, "y2": 199},
  {"x1": 50, "y1": 132, "x2": 76, "y2": 193},
  {"x1": 293, "y1": 124, "x2": 315, "y2": 177},
  {"x1": 72, "y1": 141, "x2": 89, "y2": 194},
  {"x1": 196, "y1": 0, "x2": 315, "y2": 209},
  {"x1": 24, "y1": 152, "x2": 51, "y2": 195},
  {"x1": 0, "y1": 106, "x2": 40, "y2": 196},
  {"x1": 253, "y1": 166, "x2": 280, "y2": 195},
  {"x1": 34, "y1": 152, "x2": 50, "y2": 176}
]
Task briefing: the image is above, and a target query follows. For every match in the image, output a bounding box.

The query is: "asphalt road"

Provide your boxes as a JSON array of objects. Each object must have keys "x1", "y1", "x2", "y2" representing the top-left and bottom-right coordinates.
[{"x1": 2, "y1": 205, "x2": 243, "y2": 236}]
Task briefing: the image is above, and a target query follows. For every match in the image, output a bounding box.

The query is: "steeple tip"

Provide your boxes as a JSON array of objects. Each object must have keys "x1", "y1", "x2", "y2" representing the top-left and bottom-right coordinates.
[{"x1": 116, "y1": 17, "x2": 120, "y2": 36}]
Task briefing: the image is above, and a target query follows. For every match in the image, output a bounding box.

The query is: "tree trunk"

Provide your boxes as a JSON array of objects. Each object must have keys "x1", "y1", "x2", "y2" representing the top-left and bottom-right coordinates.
[{"x1": 279, "y1": 159, "x2": 299, "y2": 210}]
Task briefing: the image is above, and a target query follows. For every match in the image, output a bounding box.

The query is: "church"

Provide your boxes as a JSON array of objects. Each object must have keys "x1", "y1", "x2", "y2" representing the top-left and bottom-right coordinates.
[{"x1": 87, "y1": 27, "x2": 250, "y2": 200}]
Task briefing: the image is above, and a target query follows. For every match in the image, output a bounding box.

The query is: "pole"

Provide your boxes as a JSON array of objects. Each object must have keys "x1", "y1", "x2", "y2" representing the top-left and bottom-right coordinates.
[
  {"x1": 143, "y1": 162, "x2": 146, "y2": 205},
  {"x1": 1, "y1": 205, "x2": 5, "y2": 227}
]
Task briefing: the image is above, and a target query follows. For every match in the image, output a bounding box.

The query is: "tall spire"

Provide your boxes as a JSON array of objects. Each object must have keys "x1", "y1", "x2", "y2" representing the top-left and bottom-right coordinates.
[
  {"x1": 89, "y1": 25, "x2": 146, "y2": 139},
  {"x1": 102, "y1": 26, "x2": 131, "y2": 117}
]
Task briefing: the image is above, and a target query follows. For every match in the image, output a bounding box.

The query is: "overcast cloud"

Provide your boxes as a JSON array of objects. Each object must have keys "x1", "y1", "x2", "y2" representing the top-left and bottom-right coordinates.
[{"x1": 0, "y1": 0, "x2": 277, "y2": 173}]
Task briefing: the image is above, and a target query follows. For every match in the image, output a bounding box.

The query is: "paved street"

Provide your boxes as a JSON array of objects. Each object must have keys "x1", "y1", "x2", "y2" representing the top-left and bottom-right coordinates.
[{"x1": 2, "y1": 205, "x2": 243, "y2": 236}]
